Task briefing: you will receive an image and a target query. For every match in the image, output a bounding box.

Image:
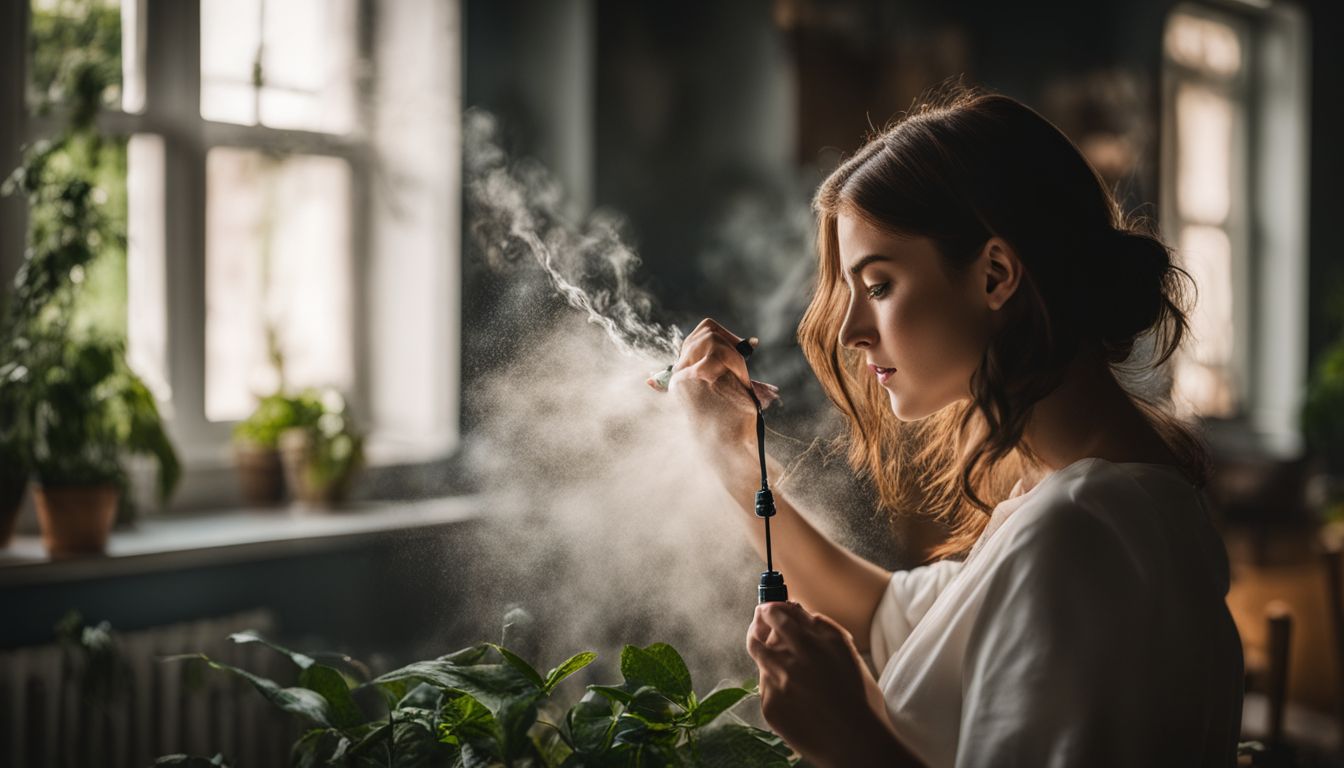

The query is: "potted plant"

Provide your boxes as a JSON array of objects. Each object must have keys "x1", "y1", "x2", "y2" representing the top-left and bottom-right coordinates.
[
  {"x1": 277, "y1": 388, "x2": 364, "y2": 508},
  {"x1": 1, "y1": 4, "x2": 180, "y2": 555},
  {"x1": 23, "y1": 333, "x2": 179, "y2": 556},
  {"x1": 231, "y1": 392, "x2": 322, "y2": 506}
]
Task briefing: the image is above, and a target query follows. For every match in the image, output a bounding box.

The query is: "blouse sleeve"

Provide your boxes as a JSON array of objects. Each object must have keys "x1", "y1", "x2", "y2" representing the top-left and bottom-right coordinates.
[
  {"x1": 954, "y1": 503, "x2": 1155, "y2": 768},
  {"x1": 867, "y1": 558, "x2": 966, "y2": 671}
]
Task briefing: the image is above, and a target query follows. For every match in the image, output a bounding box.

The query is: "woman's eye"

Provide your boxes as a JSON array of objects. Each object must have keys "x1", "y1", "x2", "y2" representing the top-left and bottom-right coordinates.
[{"x1": 866, "y1": 282, "x2": 890, "y2": 299}]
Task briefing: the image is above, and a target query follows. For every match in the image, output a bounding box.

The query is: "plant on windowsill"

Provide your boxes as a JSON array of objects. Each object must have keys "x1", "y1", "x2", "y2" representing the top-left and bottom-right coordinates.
[
  {"x1": 0, "y1": 2, "x2": 180, "y2": 555},
  {"x1": 276, "y1": 388, "x2": 365, "y2": 509},
  {"x1": 230, "y1": 384, "x2": 323, "y2": 507}
]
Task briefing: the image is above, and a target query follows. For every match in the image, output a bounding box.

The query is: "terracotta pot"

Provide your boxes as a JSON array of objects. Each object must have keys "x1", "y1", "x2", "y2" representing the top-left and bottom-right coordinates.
[
  {"x1": 33, "y1": 484, "x2": 120, "y2": 557},
  {"x1": 233, "y1": 441, "x2": 285, "y2": 506},
  {"x1": 0, "y1": 470, "x2": 27, "y2": 548}
]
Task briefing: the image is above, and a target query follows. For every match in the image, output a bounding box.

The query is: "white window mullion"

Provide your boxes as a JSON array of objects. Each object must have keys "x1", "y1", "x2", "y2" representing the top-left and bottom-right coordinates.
[{"x1": 144, "y1": 0, "x2": 225, "y2": 465}]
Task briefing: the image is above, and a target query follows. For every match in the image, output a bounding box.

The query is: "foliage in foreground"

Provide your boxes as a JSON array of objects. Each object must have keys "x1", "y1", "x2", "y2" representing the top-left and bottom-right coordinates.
[{"x1": 157, "y1": 629, "x2": 797, "y2": 768}]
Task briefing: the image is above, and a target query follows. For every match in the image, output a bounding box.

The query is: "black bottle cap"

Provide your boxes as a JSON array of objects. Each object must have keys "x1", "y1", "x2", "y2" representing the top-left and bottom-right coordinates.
[
  {"x1": 758, "y1": 570, "x2": 788, "y2": 604},
  {"x1": 754, "y1": 488, "x2": 775, "y2": 518}
]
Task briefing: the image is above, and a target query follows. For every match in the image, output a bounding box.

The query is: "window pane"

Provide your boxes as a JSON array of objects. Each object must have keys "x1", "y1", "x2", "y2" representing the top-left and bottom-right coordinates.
[
  {"x1": 1165, "y1": 12, "x2": 1242, "y2": 78},
  {"x1": 127, "y1": 134, "x2": 169, "y2": 402},
  {"x1": 200, "y1": 0, "x2": 357, "y2": 132},
  {"x1": 28, "y1": 0, "x2": 123, "y2": 112},
  {"x1": 200, "y1": 0, "x2": 261, "y2": 125},
  {"x1": 205, "y1": 149, "x2": 353, "y2": 422},
  {"x1": 1173, "y1": 225, "x2": 1238, "y2": 418},
  {"x1": 1175, "y1": 84, "x2": 1233, "y2": 226}
]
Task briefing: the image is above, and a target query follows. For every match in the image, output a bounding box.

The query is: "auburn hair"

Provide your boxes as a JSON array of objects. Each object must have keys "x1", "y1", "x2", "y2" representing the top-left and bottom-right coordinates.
[{"x1": 797, "y1": 84, "x2": 1210, "y2": 562}]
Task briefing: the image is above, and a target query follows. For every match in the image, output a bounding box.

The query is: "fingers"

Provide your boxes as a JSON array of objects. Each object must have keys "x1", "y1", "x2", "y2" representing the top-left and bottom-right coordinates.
[
  {"x1": 745, "y1": 617, "x2": 788, "y2": 669},
  {"x1": 753, "y1": 601, "x2": 812, "y2": 647},
  {"x1": 678, "y1": 319, "x2": 759, "y2": 370},
  {"x1": 687, "y1": 317, "x2": 755, "y2": 350},
  {"x1": 746, "y1": 603, "x2": 817, "y2": 680},
  {"x1": 751, "y1": 380, "x2": 781, "y2": 410}
]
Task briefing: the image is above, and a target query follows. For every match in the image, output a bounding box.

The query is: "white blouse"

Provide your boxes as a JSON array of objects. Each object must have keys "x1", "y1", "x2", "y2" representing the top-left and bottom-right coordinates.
[{"x1": 867, "y1": 457, "x2": 1244, "y2": 767}]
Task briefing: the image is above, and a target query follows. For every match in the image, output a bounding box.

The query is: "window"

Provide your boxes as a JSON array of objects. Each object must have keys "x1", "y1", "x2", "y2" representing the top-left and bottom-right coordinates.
[
  {"x1": 5, "y1": 0, "x2": 464, "y2": 508},
  {"x1": 203, "y1": 148, "x2": 354, "y2": 421},
  {"x1": 199, "y1": 0, "x2": 357, "y2": 132},
  {"x1": 1162, "y1": 2, "x2": 1310, "y2": 456}
]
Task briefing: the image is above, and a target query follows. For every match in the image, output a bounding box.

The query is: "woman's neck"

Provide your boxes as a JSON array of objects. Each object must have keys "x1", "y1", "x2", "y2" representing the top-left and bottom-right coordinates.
[{"x1": 1020, "y1": 350, "x2": 1179, "y2": 473}]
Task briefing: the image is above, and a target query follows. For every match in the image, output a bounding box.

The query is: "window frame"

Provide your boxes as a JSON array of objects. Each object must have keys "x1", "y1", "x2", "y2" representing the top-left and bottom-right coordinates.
[
  {"x1": 3, "y1": 0, "x2": 465, "y2": 510},
  {"x1": 1160, "y1": 0, "x2": 1311, "y2": 458},
  {"x1": 1160, "y1": 2, "x2": 1254, "y2": 420}
]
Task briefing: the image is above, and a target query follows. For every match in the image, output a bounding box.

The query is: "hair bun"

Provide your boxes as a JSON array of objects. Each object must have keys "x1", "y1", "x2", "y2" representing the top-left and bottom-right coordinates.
[{"x1": 1090, "y1": 228, "x2": 1173, "y2": 350}]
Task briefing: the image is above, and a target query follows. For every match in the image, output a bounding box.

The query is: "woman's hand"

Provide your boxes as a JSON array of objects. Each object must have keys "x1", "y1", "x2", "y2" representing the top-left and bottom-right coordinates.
[
  {"x1": 747, "y1": 601, "x2": 920, "y2": 768},
  {"x1": 663, "y1": 318, "x2": 779, "y2": 456}
]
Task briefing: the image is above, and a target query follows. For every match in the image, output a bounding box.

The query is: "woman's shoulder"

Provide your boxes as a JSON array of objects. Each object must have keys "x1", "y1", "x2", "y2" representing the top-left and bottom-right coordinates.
[
  {"x1": 998, "y1": 458, "x2": 1200, "y2": 552},
  {"x1": 990, "y1": 456, "x2": 1221, "y2": 585}
]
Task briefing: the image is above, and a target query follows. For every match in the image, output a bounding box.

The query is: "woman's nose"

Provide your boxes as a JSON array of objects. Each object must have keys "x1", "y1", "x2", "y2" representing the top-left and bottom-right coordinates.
[{"x1": 838, "y1": 297, "x2": 875, "y2": 350}]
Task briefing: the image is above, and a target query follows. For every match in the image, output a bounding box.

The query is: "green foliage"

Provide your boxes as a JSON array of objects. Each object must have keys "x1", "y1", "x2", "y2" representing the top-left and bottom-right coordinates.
[
  {"x1": 28, "y1": 0, "x2": 124, "y2": 128},
  {"x1": 294, "y1": 389, "x2": 365, "y2": 492},
  {"x1": 0, "y1": 0, "x2": 177, "y2": 510},
  {"x1": 233, "y1": 391, "x2": 325, "y2": 448},
  {"x1": 237, "y1": 387, "x2": 365, "y2": 494},
  {"x1": 164, "y1": 629, "x2": 795, "y2": 768},
  {"x1": 1303, "y1": 339, "x2": 1344, "y2": 473}
]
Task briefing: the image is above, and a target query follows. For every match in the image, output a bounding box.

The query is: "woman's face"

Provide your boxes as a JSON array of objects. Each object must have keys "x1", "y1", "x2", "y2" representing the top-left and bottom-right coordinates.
[{"x1": 836, "y1": 212, "x2": 991, "y2": 421}]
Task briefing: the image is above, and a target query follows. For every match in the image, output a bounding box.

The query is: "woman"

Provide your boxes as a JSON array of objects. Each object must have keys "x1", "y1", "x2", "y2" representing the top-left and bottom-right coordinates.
[{"x1": 667, "y1": 87, "x2": 1244, "y2": 767}]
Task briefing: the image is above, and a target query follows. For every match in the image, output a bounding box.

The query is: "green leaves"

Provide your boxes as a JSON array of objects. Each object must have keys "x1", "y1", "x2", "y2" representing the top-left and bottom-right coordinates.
[
  {"x1": 561, "y1": 643, "x2": 777, "y2": 767},
  {"x1": 619, "y1": 643, "x2": 693, "y2": 708},
  {"x1": 485, "y1": 642, "x2": 597, "y2": 695},
  {"x1": 228, "y1": 630, "x2": 317, "y2": 669},
  {"x1": 692, "y1": 723, "x2": 795, "y2": 768},
  {"x1": 297, "y1": 665, "x2": 364, "y2": 730},
  {"x1": 159, "y1": 627, "x2": 797, "y2": 767},
  {"x1": 486, "y1": 642, "x2": 545, "y2": 689},
  {"x1": 164, "y1": 653, "x2": 336, "y2": 727},
  {"x1": 687, "y1": 686, "x2": 753, "y2": 728}
]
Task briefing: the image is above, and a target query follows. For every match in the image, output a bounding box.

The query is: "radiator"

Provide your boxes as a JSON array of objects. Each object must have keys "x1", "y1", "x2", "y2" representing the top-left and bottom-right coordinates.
[{"x1": 0, "y1": 609, "x2": 302, "y2": 768}]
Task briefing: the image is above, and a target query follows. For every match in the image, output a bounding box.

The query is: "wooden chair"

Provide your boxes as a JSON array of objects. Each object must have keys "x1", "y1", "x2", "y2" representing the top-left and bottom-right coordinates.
[
  {"x1": 1239, "y1": 601, "x2": 1296, "y2": 767},
  {"x1": 1319, "y1": 527, "x2": 1344, "y2": 757}
]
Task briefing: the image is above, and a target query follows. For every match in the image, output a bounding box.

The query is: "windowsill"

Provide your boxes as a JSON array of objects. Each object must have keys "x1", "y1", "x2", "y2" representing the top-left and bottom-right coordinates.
[{"x1": 0, "y1": 494, "x2": 485, "y2": 587}]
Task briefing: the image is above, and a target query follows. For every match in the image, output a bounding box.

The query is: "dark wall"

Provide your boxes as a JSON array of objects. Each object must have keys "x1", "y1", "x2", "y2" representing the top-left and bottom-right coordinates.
[
  {"x1": 1303, "y1": 0, "x2": 1344, "y2": 365},
  {"x1": 0, "y1": 523, "x2": 487, "y2": 657}
]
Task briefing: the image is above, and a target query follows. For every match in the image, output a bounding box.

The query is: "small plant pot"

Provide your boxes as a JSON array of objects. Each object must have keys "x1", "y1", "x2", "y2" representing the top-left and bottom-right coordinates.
[
  {"x1": 0, "y1": 470, "x2": 28, "y2": 548},
  {"x1": 33, "y1": 484, "x2": 120, "y2": 557},
  {"x1": 233, "y1": 441, "x2": 286, "y2": 506},
  {"x1": 279, "y1": 428, "x2": 355, "y2": 508}
]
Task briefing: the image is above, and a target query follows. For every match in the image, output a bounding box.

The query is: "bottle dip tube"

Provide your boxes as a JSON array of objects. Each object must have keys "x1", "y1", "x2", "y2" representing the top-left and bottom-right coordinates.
[{"x1": 645, "y1": 337, "x2": 787, "y2": 603}]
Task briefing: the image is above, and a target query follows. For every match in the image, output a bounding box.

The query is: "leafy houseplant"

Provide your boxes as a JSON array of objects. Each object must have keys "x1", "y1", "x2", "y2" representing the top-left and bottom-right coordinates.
[
  {"x1": 275, "y1": 388, "x2": 365, "y2": 508},
  {"x1": 232, "y1": 392, "x2": 324, "y2": 506},
  {"x1": 161, "y1": 630, "x2": 796, "y2": 768},
  {"x1": 0, "y1": 0, "x2": 179, "y2": 554}
]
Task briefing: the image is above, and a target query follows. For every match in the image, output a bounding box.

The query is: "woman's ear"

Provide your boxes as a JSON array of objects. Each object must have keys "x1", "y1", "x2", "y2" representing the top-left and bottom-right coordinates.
[{"x1": 979, "y1": 237, "x2": 1021, "y2": 311}]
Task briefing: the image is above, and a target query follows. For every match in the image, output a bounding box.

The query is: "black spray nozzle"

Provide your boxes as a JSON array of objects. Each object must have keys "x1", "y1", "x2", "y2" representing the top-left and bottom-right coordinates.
[
  {"x1": 735, "y1": 337, "x2": 755, "y2": 359},
  {"x1": 755, "y1": 488, "x2": 775, "y2": 518},
  {"x1": 759, "y1": 570, "x2": 788, "y2": 603}
]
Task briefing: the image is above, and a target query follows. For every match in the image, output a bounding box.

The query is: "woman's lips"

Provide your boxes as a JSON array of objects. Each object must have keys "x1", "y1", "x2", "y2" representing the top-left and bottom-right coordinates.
[{"x1": 868, "y1": 363, "x2": 896, "y2": 385}]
